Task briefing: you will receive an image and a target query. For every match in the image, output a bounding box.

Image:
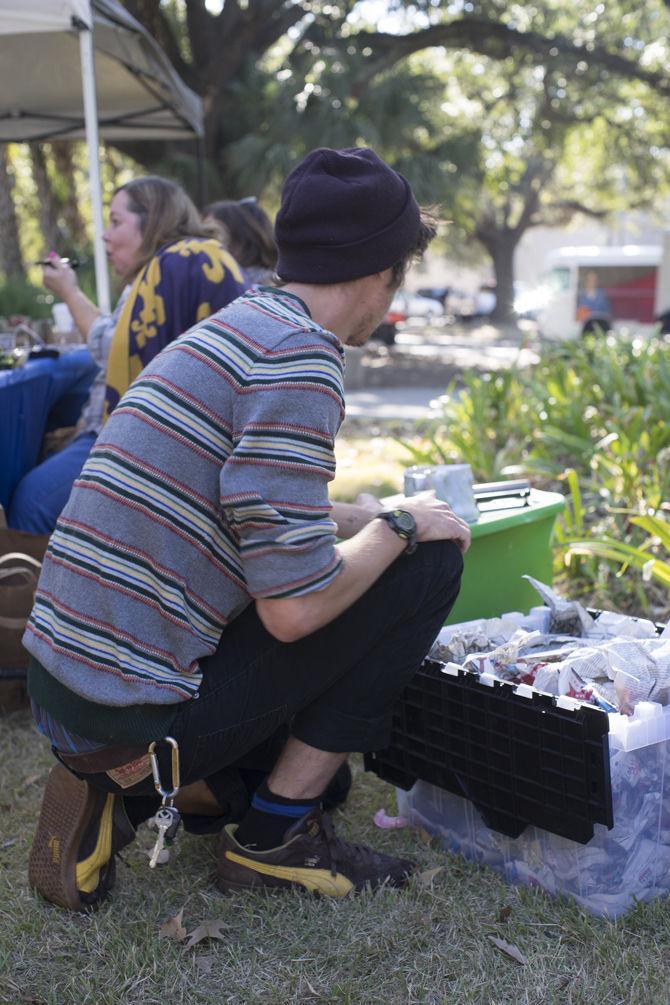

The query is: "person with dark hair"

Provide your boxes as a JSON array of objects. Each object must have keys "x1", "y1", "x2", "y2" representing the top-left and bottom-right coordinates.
[
  {"x1": 26, "y1": 147, "x2": 469, "y2": 911},
  {"x1": 8, "y1": 176, "x2": 246, "y2": 534},
  {"x1": 204, "y1": 197, "x2": 277, "y2": 287}
]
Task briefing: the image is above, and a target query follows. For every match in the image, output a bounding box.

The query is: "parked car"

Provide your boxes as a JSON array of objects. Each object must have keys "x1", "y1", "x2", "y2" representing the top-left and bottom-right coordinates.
[
  {"x1": 445, "y1": 287, "x2": 477, "y2": 319},
  {"x1": 455, "y1": 282, "x2": 533, "y2": 320},
  {"x1": 417, "y1": 285, "x2": 450, "y2": 309},
  {"x1": 371, "y1": 299, "x2": 407, "y2": 345},
  {"x1": 371, "y1": 290, "x2": 443, "y2": 345},
  {"x1": 473, "y1": 283, "x2": 497, "y2": 317},
  {"x1": 396, "y1": 290, "x2": 443, "y2": 319}
]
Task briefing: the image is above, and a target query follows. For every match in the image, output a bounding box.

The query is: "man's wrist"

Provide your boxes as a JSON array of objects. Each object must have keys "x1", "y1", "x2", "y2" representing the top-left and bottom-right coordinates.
[{"x1": 374, "y1": 509, "x2": 418, "y2": 554}]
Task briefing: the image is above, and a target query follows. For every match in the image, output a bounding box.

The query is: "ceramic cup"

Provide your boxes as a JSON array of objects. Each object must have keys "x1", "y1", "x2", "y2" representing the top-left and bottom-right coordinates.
[{"x1": 404, "y1": 463, "x2": 480, "y2": 523}]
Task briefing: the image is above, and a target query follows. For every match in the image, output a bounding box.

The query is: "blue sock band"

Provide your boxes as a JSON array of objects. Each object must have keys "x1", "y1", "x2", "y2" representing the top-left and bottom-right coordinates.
[{"x1": 251, "y1": 793, "x2": 317, "y2": 817}]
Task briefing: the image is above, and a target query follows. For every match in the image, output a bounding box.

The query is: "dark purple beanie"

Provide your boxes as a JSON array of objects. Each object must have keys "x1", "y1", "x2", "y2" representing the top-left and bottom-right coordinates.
[{"x1": 275, "y1": 147, "x2": 421, "y2": 284}]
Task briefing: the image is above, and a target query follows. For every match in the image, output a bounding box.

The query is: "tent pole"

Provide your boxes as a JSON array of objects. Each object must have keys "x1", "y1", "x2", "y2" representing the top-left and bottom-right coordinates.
[
  {"x1": 78, "y1": 18, "x2": 111, "y2": 314},
  {"x1": 196, "y1": 136, "x2": 208, "y2": 208}
]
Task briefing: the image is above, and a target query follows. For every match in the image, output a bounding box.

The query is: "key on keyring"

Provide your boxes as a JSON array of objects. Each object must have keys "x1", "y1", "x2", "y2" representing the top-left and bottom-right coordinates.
[
  {"x1": 149, "y1": 817, "x2": 169, "y2": 868},
  {"x1": 148, "y1": 805, "x2": 181, "y2": 868},
  {"x1": 147, "y1": 737, "x2": 182, "y2": 869}
]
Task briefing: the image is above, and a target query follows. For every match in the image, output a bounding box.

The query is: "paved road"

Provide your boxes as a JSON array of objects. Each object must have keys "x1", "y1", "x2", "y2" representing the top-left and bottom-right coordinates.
[
  {"x1": 344, "y1": 384, "x2": 446, "y2": 420},
  {"x1": 343, "y1": 317, "x2": 541, "y2": 418},
  {"x1": 393, "y1": 317, "x2": 540, "y2": 369}
]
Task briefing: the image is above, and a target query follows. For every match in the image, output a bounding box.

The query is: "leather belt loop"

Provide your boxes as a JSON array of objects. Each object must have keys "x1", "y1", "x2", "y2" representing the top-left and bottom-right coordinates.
[{"x1": 56, "y1": 743, "x2": 149, "y2": 774}]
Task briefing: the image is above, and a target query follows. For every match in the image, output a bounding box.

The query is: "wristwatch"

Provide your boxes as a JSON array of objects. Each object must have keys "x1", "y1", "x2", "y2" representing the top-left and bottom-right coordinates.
[{"x1": 375, "y1": 509, "x2": 418, "y2": 554}]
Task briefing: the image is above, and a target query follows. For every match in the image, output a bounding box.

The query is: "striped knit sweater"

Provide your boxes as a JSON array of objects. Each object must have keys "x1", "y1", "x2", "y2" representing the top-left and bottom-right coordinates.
[{"x1": 24, "y1": 288, "x2": 345, "y2": 707}]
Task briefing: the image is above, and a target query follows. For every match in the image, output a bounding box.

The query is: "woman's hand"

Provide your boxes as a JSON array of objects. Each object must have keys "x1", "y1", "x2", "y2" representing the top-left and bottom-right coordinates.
[
  {"x1": 41, "y1": 252, "x2": 101, "y2": 340},
  {"x1": 42, "y1": 252, "x2": 79, "y2": 300}
]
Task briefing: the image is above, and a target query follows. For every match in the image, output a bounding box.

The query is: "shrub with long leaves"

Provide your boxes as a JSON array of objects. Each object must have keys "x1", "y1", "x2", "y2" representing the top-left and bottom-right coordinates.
[{"x1": 401, "y1": 333, "x2": 670, "y2": 614}]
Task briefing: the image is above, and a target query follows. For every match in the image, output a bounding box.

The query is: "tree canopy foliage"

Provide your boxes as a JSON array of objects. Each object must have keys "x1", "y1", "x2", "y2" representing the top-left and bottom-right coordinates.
[
  {"x1": 3, "y1": 1, "x2": 670, "y2": 318},
  {"x1": 115, "y1": 0, "x2": 670, "y2": 317}
]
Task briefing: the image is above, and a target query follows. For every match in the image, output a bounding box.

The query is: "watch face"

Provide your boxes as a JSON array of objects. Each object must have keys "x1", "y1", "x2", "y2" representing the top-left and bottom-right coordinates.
[{"x1": 394, "y1": 510, "x2": 416, "y2": 534}]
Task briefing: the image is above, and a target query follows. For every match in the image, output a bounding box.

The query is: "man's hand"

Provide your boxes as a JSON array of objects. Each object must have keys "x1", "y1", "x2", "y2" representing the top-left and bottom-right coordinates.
[
  {"x1": 397, "y1": 490, "x2": 471, "y2": 553},
  {"x1": 257, "y1": 491, "x2": 469, "y2": 643}
]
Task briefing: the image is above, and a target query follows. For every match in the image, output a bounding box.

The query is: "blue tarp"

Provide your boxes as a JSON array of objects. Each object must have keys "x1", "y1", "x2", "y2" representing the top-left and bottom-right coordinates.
[{"x1": 0, "y1": 349, "x2": 98, "y2": 510}]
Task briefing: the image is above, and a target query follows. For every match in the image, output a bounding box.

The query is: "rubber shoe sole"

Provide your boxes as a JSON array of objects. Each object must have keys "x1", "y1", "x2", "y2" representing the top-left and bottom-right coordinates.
[
  {"x1": 216, "y1": 815, "x2": 415, "y2": 897},
  {"x1": 29, "y1": 763, "x2": 111, "y2": 911}
]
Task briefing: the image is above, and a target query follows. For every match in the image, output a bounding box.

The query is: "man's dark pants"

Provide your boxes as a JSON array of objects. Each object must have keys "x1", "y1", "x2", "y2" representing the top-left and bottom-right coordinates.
[{"x1": 72, "y1": 539, "x2": 463, "y2": 827}]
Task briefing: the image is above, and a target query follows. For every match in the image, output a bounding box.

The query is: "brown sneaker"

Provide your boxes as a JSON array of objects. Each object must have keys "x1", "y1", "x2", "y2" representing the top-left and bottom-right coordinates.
[
  {"x1": 29, "y1": 763, "x2": 135, "y2": 911},
  {"x1": 216, "y1": 808, "x2": 414, "y2": 896}
]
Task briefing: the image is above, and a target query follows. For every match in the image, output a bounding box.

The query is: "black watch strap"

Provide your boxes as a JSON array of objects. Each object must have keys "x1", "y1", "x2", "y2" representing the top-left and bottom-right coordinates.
[{"x1": 375, "y1": 509, "x2": 418, "y2": 554}]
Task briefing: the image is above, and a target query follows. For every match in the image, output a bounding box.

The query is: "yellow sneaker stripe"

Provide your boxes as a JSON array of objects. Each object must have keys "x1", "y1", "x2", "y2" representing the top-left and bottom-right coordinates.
[
  {"x1": 225, "y1": 849, "x2": 354, "y2": 896},
  {"x1": 75, "y1": 794, "x2": 115, "y2": 894}
]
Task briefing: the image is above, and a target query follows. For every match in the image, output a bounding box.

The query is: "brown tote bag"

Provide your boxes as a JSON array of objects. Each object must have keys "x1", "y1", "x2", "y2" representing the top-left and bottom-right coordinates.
[{"x1": 0, "y1": 530, "x2": 50, "y2": 713}]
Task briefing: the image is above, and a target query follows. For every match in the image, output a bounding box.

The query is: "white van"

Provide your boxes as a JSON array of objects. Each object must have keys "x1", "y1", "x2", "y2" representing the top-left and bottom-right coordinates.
[{"x1": 534, "y1": 243, "x2": 669, "y2": 340}]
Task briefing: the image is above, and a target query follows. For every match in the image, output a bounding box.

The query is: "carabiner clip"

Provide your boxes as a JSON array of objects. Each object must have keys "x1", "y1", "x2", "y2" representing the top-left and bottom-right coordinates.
[{"x1": 148, "y1": 736, "x2": 181, "y2": 803}]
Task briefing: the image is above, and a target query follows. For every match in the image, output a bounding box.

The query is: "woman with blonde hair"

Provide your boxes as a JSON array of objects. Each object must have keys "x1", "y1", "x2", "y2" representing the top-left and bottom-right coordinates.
[{"x1": 9, "y1": 175, "x2": 246, "y2": 533}]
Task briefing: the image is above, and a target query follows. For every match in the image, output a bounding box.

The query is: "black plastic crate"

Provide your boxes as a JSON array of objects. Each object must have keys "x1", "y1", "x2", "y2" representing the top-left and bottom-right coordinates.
[{"x1": 365, "y1": 657, "x2": 613, "y2": 844}]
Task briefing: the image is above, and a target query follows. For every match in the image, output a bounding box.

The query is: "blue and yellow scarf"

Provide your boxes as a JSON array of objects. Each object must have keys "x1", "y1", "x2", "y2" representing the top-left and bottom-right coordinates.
[{"x1": 104, "y1": 238, "x2": 245, "y2": 420}]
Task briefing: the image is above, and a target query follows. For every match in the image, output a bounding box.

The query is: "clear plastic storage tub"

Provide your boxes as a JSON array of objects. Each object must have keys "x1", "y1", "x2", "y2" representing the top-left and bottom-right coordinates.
[
  {"x1": 396, "y1": 700, "x2": 670, "y2": 918},
  {"x1": 366, "y1": 615, "x2": 670, "y2": 918}
]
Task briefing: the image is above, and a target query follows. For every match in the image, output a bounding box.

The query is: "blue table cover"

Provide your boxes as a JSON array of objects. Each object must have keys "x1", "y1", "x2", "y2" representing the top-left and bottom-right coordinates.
[{"x1": 0, "y1": 349, "x2": 98, "y2": 511}]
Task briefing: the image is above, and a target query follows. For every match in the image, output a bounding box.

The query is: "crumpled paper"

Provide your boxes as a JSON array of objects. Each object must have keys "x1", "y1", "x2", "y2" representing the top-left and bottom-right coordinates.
[
  {"x1": 523, "y1": 575, "x2": 594, "y2": 636},
  {"x1": 589, "y1": 610, "x2": 659, "y2": 640},
  {"x1": 429, "y1": 577, "x2": 670, "y2": 713}
]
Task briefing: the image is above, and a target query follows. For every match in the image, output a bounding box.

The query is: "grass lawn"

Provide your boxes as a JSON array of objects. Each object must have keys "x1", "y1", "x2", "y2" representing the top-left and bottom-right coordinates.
[
  {"x1": 3, "y1": 430, "x2": 669, "y2": 1004},
  {"x1": 3, "y1": 705, "x2": 670, "y2": 1005}
]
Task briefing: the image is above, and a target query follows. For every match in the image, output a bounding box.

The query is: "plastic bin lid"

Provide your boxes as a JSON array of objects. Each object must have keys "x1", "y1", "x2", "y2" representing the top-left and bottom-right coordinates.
[
  {"x1": 470, "y1": 489, "x2": 565, "y2": 540},
  {"x1": 366, "y1": 656, "x2": 612, "y2": 844}
]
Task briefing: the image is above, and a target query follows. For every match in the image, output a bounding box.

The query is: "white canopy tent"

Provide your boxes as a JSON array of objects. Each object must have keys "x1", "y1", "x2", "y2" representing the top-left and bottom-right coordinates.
[{"x1": 0, "y1": 0, "x2": 204, "y2": 312}]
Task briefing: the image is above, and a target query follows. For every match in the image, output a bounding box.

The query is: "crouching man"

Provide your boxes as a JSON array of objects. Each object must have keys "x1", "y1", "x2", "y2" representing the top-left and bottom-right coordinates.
[{"x1": 25, "y1": 146, "x2": 470, "y2": 910}]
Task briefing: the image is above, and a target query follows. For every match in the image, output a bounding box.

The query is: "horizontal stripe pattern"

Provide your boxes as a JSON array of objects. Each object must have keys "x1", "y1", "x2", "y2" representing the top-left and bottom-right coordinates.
[
  {"x1": 48, "y1": 520, "x2": 223, "y2": 644},
  {"x1": 231, "y1": 422, "x2": 336, "y2": 477},
  {"x1": 24, "y1": 288, "x2": 345, "y2": 706},
  {"x1": 114, "y1": 375, "x2": 233, "y2": 463},
  {"x1": 76, "y1": 444, "x2": 243, "y2": 579}
]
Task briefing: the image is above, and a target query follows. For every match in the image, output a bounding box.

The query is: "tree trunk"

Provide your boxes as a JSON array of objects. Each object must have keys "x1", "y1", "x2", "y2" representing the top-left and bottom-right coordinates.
[
  {"x1": 0, "y1": 146, "x2": 25, "y2": 280},
  {"x1": 490, "y1": 238, "x2": 518, "y2": 322},
  {"x1": 51, "y1": 142, "x2": 87, "y2": 248},
  {"x1": 29, "y1": 143, "x2": 63, "y2": 255},
  {"x1": 475, "y1": 229, "x2": 520, "y2": 323}
]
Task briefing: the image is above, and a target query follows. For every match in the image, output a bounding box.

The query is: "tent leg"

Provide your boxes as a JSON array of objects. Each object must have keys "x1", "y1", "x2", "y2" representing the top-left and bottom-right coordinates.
[{"x1": 78, "y1": 22, "x2": 111, "y2": 314}]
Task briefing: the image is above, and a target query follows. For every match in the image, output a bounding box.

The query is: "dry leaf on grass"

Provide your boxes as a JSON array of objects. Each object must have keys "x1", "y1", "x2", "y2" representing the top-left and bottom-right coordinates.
[
  {"x1": 417, "y1": 866, "x2": 444, "y2": 887},
  {"x1": 184, "y1": 918, "x2": 229, "y2": 950},
  {"x1": 21, "y1": 773, "x2": 42, "y2": 789},
  {"x1": 6, "y1": 980, "x2": 46, "y2": 1005},
  {"x1": 498, "y1": 905, "x2": 513, "y2": 923},
  {"x1": 415, "y1": 826, "x2": 436, "y2": 846},
  {"x1": 196, "y1": 954, "x2": 216, "y2": 975},
  {"x1": 302, "y1": 978, "x2": 325, "y2": 1000},
  {"x1": 159, "y1": 908, "x2": 187, "y2": 942},
  {"x1": 488, "y1": 935, "x2": 528, "y2": 966}
]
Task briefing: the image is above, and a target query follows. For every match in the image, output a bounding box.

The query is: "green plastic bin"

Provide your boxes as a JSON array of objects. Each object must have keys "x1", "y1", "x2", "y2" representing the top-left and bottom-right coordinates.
[{"x1": 446, "y1": 488, "x2": 565, "y2": 623}]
